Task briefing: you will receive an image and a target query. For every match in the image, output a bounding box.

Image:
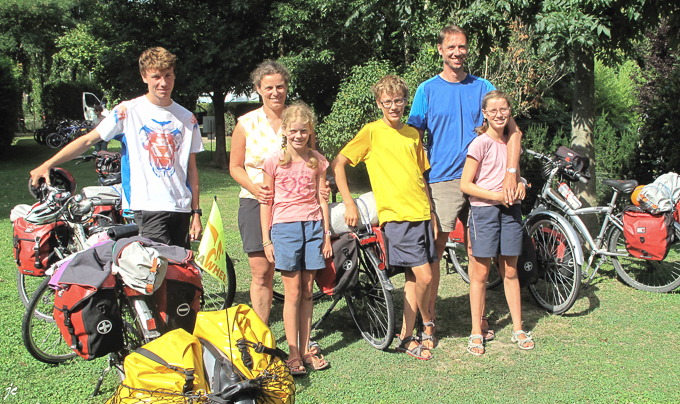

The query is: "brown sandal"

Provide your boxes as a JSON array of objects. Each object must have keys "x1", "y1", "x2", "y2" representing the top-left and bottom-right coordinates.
[
  {"x1": 285, "y1": 356, "x2": 307, "y2": 376},
  {"x1": 302, "y1": 352, "x2": 331, "y2": 371}
]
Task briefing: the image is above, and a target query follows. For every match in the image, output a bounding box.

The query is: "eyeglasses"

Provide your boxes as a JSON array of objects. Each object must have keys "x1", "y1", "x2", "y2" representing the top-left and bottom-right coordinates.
[
  {"x1": 484, "y1": 107, "x2": 511, "y2": 116},
  {"x1": 379, "y1": 98, "x2": 406, "y2": 108}
]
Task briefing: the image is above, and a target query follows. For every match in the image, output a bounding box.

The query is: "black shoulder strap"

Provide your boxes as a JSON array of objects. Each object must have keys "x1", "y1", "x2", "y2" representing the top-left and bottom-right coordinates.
[{"x1": 135, "y1": 347, "x2": 195, "y2": 393}]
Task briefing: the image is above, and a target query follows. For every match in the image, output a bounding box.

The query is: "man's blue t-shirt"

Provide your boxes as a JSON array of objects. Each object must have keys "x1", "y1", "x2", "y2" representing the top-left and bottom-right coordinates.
[{"x1": 407, "y1": 74, "x2": 495, "y2": 183}]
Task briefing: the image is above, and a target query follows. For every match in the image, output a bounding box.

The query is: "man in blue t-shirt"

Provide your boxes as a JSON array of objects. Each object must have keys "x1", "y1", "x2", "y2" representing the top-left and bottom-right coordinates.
[{"x1": 407, "y1": 25, "x2": 523, "y2": 344}]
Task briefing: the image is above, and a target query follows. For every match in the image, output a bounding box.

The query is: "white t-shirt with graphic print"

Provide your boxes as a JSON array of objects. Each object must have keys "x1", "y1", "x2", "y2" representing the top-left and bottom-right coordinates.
[{"x1": 97, "y1": 95, "x2": 204, "y2": 212}]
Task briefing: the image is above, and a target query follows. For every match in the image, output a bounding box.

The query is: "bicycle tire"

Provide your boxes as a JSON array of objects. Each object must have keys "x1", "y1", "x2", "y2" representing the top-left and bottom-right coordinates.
[
  {"x1": 444, "y1": 240, "x2": 502, "y2": 289},
  {"x1": 200, "y1": 253, "x2": 237, "y2": 310},
  {"x1": 45, "y1": 132, "x2": 64, "y2": 149},
  {"x1": 609, "y1": 226, "x2": 680, "y2": 293},
  {"x1": 345, "y1": 246, "x2": 395, "y2": 350},
  {"x1": 21, "y1": 276, "x2": 77, "y2": 364},
  {"x1": 17, "y1": 271, "x2": 49, "y2": 316},
  {"x1": 526, "y1": 217, "x2": 582, "y2": 314}
]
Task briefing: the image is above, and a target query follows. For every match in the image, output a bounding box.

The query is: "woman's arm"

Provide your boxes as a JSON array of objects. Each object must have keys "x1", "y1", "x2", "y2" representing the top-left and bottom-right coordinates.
[
  {"x1": 260, "y1": 172, "x2": 275, "y2": 264},
  {"x1": 229, "y1": 122, "x2": 273, "y2": 204},
  {"x1": 459, "y1": 157, "x2": 507, "y2": 207},
  {"x1": 317, "y1": 168, "x2": 333, "y2": 259}
]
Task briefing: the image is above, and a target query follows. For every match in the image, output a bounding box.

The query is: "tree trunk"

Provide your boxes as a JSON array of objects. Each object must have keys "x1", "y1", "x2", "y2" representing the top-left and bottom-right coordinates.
[
  {"x1": 211, "y1": 91, "x2": 229, "y2": 169},
  {"x1": 571, "y1": 48, "x2": 598, "y2": 233}
]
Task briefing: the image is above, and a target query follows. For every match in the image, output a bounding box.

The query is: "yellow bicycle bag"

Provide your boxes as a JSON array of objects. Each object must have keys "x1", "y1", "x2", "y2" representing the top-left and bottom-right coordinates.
[{"x1": 107, "y1": 328, "x2": 209, "y2": 403}]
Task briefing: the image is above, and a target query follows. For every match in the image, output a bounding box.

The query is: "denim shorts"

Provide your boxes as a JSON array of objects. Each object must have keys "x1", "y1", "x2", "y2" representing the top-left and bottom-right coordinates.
[
  {"x1": 271, "y1": 220, "x2": 326, "y2": 271},
  {"x1": 469, "y1": 204, "x2": 523, "y2": 258},
  {"x1": 383, "y1": 220, "x2": 437, "y2": 267}
]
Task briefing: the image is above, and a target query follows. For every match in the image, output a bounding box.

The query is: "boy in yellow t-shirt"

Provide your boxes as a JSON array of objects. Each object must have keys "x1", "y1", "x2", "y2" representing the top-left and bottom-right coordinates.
[{"x1": 331, "y1": 75, "x2": 438, "y2": 360}]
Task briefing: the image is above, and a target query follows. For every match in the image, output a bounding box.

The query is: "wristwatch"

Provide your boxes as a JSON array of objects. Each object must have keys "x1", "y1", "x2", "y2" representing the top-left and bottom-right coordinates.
[
  {"x1": 506, "y1": 167, "x2": 517, "y2": 174},
  {"x1": 191, "y1": 209, "x2": 202, "y2": 216}
]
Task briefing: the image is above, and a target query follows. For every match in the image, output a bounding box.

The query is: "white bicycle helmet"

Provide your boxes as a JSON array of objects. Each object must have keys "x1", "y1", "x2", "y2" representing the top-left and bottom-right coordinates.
[{"x1": 24, "y1": 198, "x2": 63, "y2": 225}]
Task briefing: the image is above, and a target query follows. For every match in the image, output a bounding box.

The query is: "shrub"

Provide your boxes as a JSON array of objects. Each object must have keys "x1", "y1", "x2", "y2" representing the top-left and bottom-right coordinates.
[
  {"x1": 42, "y1": 80, "x2": 102, "y2": 120},
  {"x1": 0, "y1": 56, "x2": 22, "y2": 155}
]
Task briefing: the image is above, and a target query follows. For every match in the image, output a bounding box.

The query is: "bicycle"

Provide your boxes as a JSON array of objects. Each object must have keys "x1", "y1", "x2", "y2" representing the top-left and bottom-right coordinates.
[
  {"x1": 524, "y1": 147, "x2": 680, "y2": 314},
  {"x1": 45, "y1": 120, "x2": 90, "y2": 149}
]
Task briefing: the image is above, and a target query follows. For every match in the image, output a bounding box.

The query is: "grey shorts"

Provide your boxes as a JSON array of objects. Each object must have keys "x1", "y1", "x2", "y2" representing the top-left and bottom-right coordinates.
[
  {"x1": 469, "y1": 204, "x2": 523, "y2": 258},
  {"x1": 271, "y1": 220, "x2": 326, "y2": 271},
  {"x1": 238, "y1": 198, "x2": 265, "y2": 254},
  {"x1": 133, "y1": 210, "x2": 191, "y2": 248},
  {"x1": 383, "y1": 221, "x2": 437, "y2": 267},
  {"x1": 429, "y1": 179, "x2": 469, "y2": 232}
]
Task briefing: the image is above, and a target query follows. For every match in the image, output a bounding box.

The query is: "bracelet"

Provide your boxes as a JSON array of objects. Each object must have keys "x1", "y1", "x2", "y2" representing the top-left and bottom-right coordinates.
[{"x1": 262, "y1": 240, "x2": 272, "y2": 247}]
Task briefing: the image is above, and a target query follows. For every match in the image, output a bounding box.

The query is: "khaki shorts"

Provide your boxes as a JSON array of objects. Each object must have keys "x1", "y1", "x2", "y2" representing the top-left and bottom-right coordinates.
[{"x1": 428, "y1": 179, "x2": 469, "y2": 233}]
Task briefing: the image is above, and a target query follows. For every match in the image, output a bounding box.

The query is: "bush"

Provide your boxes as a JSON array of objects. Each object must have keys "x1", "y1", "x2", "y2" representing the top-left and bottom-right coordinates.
[
  {"x1": 42, "y1": 80, "x2": 102, "y2": 120},
  {"x1": 317, "y1": 60, "x2": 393, "y2": 159},
  {"x1": 0, "y1": 55, "x2": 22, "y2": 155}
]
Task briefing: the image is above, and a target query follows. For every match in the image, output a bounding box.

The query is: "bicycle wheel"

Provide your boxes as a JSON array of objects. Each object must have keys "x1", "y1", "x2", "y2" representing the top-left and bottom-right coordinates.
[
  {"x1": 609, "y1": 226, "x2": 680, "y2": 292},
  {"x1": 200, "y1": 253, "x2": 237, "y2": 310},
  {"x1": 45, "y1": 132, "x2": 64, "y2": 149},
  {"x1": 444, "y1": 239, "x2": 502, "y2": 289},
  {"x1": 21, "y1": 277, "x2": 76, "y2": 364},
  {"x1": 272, "y1": 272, "x2": 325, "y2": 302},
  {"x1": 526, "y1": 217, "x2": 582, "y2": 314},
  {"x1": 345, "y1": 246, "x2": 395, "y2": 350},
  {"x1": 17, "y1": 271, "x2": 48, "y2": 314}
]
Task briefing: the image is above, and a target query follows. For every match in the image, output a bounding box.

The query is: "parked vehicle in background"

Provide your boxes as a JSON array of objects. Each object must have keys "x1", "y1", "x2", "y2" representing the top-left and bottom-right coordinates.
[{"x1": 82, "y1": 92, "x2": 108, "y2": 121}]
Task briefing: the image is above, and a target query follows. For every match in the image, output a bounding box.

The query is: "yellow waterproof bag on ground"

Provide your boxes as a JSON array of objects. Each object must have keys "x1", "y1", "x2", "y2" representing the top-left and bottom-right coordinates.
[
  {"x1": 107, "y1": 328, "x2": 209, "y2": 403},
  {"x1": 193, "y1": 305, "x2": 295, "y2": 404}
]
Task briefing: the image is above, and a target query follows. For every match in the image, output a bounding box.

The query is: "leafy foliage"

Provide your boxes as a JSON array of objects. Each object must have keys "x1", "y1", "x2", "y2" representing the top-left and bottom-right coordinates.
[
  {"x1": 635, "y1": 21, "x2": 680, "y2": 183},
  {"x1": 41, "y1": 80, "x2": 102, "y2": 120},
  {"x1": 0, "y1": 55, "x2": 22, "y2": 154},
  {"x1": 317, "y1": 60, "x2": 392, "y2": 158}
]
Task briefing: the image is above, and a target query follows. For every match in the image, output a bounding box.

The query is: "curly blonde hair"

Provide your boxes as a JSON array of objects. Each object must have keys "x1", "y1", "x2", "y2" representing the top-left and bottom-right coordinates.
[
  {"x1": 279, "y1": 102, "x2": 318, "y2": 169},
  {"x1": 371, "y1": 75, "x2": 408, "y2": 102},
  {"x1": 139, "y1": 47, "x2": 176, "y2": 77}
]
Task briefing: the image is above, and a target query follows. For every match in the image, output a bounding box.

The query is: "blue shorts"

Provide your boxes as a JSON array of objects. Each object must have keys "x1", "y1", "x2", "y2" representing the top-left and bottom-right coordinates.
[
  {"x1": 383, "y1": 221, "x2": 437, "y2": 267},
  {"x1": 469, "y1": 204, "x2": 523, "y2": 258},
  {"x1": 271, "y1": 220, "x2": 326, "y2": 271}
]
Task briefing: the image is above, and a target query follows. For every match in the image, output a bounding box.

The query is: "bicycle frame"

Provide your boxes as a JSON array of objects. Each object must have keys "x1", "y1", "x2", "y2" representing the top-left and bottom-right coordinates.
[{"x1": 530, "y1": 159, "x2": 628, "y2": 285}]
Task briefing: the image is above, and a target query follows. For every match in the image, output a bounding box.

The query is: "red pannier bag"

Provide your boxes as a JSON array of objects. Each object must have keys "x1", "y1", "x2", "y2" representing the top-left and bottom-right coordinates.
[
  {"x1": 53, "y1": 243, "x2": 124, "y2": 360},
  {"x1": 13, "y1": 217, "x2": 62, "y2": 276},
  {"x1": 316, "y1": 232, "x2": 360, "y2": 296},
  {"x1": 153, "y1": 257, "x2": 203, "y2": 334},
  {"x1": 111, "y1": 236, "x2": 203, "y2": 334},
  {"x1": 622, "y1": 206, "x2": 675, "y2": 261}
]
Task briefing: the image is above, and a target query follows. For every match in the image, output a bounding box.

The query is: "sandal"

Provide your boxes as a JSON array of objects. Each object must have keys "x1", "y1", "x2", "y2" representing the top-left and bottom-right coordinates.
[
  {"x1": 418, "y1": 320, "x2": 438, "y2": 349},
  {"x1": 481, "y1": 316, "x2": 495, "y2": 342},
  {"x1": 467, "y1": 334, "x2": 485, "y2": 356},
  {"x1": 511, "y1": 330, "x2": 535, "y2": 350},
  {"x1": 308, "y1": 340, "x2": 321, "y2": 356},
  {"x1": 395, "y1": 335, "x2": 433, "y2": 361},
  {"x1": 285, "y1": 356, "x2": 307, "y2": 376},
  {"x1": 302, "y1": 352, "x2": 331, "y2": 371}
]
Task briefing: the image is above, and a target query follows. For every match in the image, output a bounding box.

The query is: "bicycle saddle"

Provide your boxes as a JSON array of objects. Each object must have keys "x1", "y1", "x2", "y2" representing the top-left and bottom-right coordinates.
[{"x1": 601, "y1": 179, "x2": 638, "y2": 194}]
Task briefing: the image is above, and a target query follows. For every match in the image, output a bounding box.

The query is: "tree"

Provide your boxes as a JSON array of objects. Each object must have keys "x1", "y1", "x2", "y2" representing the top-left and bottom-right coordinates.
[
  {"x1": 90, "y1": 0, "x2": 273, "y2": 168},
  {"x1": 0, "y1": 55, "x2": 22, "y2": 154}
]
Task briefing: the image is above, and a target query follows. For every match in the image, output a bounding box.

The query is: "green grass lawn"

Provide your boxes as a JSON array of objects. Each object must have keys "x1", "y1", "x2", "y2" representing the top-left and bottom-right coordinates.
[{"x1": 1, "y1": 136, "x2": 680, "y2": 403}]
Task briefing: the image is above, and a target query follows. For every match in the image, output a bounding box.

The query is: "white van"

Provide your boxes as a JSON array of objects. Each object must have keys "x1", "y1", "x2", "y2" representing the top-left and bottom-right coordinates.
[{"x1": 82, "y1": 92, "x2": 109, "y2": 121}]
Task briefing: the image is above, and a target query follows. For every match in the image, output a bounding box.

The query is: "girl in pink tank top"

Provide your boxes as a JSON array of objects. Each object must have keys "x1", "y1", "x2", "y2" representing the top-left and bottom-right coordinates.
[{"x1": 260, "y1": 102, "x2": 332, "y2": 375}]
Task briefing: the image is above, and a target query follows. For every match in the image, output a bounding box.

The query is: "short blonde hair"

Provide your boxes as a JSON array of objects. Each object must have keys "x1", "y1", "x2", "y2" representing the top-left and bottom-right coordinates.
[
  {"x1": 371, "y1": 75, "x2": 408, "y2": 102},
  {"x1": 139, "y1": 47, "x2": 176, "y2": 77},
  {"x1": 279, "y1": 101, "x2": 318, "y2": 169}
]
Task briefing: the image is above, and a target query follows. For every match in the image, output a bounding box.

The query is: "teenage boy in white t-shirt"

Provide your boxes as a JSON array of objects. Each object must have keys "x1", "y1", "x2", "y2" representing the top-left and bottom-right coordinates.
[{"x1": 30, "y1": 47, "x2": 204, "y2": 248}]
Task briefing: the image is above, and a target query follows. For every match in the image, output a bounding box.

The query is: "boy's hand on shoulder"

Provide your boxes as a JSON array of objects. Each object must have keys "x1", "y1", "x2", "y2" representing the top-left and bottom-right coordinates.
[
  {"x1": 264, "y1": 244, "x2": 275, "y2": 264},
  {"x1": 344, "y1": 202, "x2": 359, "y2": 227}
]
